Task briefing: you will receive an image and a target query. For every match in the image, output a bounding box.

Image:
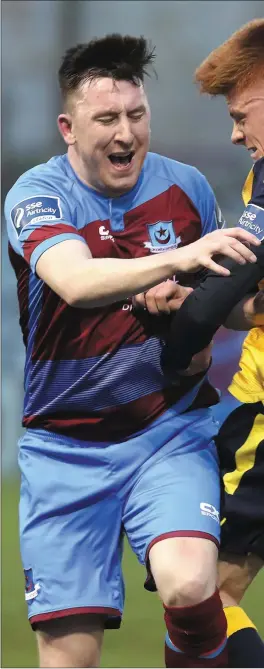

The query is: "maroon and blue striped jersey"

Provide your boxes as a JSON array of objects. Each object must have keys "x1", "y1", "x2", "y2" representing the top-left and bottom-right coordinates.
[{"x1": 5, "y1": 151, "x2": 220, "y2": 441}]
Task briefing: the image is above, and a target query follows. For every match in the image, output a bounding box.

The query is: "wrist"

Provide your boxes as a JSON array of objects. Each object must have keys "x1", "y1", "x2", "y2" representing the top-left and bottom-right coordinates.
[
  {"x1": 243, "y1": 296, "x2": 256, "y2": 325},
  {"x1": 244, "y1": 294, "x2": 264, "y2": 326},
  {"x1": 252, "y1": 291, "x2": 264, "y2": 325}
]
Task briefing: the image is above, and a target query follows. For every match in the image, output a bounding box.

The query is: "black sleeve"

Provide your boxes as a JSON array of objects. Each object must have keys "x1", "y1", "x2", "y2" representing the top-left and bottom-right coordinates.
[{"x1": 162, "y1": 242, "x2": 264, "y2": 372}]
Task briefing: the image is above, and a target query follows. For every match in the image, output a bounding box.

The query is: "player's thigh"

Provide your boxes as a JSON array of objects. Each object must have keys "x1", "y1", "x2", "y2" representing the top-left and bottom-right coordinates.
[
  {"x1": 218, "y1": 403, "x2": 264, "y2": 560},
  {"x1": 218, "y1": 553, "x2": 264, "y2": 607},
  {"x1": 36, "y1": 614, "x2": 104, "y2": 668},
  {"x1": 19, "y1": 430, "x2": 124, "y2": 630},
  {"x1": 123, "y1": 409, "x2": 221, "y2": 605}
]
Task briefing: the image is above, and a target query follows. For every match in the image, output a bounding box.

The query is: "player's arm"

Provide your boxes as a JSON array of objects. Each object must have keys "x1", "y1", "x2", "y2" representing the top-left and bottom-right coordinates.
[
  {"x1": 162, "y1": 169, "x2": 264, "y2": 372},
  {"x1": 35, "y1": 228, "x2": 259, "y2": 308},
  {"x1": 5, "y1": 182, "x2": 260, "y2": 309},
  {"x1": 33, "y1": 171, "x2": 260, "y2": 307},
  {"x1": 223, "y1": 290, "x2": 262, "y2": 329},
  {"x1": 162, "y1": 243, "x2": 264, "y2": 372}
]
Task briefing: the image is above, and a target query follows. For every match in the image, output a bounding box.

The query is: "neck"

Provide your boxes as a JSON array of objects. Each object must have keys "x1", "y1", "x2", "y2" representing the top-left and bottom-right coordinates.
[{"x1": 67, "y1": 147, "x2": 97, "y2": 191}]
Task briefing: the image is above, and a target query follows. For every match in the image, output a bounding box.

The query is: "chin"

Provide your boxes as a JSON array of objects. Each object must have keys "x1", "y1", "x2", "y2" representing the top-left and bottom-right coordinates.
[{"x1": 110, "y1": 175, "x2": 139, "y2": 194}]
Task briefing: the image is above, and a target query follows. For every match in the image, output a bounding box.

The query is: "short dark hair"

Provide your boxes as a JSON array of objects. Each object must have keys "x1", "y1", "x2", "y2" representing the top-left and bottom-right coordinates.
[{"x1": 59, "y1": 33, "x2": 156, "y2": 101}]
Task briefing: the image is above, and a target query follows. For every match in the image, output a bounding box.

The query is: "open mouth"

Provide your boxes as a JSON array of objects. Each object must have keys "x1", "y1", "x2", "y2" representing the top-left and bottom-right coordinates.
[
  {"x1": 248, "y1": 146, "x2": 258, "y2": 159},
  {"x1": 108, "y1": 151, "x2": 135, "y2": 168}
]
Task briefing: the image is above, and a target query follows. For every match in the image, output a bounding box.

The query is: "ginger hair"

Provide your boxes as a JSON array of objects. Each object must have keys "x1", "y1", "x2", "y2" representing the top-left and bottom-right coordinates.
[{"x1": 195, "y1": 19, "x2": 264, "y2": 96}]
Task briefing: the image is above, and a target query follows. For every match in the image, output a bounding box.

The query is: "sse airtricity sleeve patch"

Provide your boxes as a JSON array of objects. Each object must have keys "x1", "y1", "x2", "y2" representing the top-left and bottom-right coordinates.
[
  {"x1": 5, "y1": 182, "x2": 87, "y2": 273},
  {"x1": 10, "y1": 195, "x2": 62, "y2": 235},
  {"x1": 237, "y1": 204, "x2": 264, "y2": 242}
]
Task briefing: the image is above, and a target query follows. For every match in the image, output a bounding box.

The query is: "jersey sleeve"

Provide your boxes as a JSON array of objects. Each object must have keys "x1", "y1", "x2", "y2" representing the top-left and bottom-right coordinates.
[
  {"x1": 236, "y1": 157, "x2": 264, "y2": 243},
  {"x1": 161, "y1": 243, "x2": 264, "y2": 372},
  {"x1": 192, "y1": 170, "x2": 226, "y2": 236},
  {"x1": 161, "y1": 161, "x2": 264, "y2": 372},
  {"x1": 4, "y1": 177, "x2": 87, "y2": 273}
]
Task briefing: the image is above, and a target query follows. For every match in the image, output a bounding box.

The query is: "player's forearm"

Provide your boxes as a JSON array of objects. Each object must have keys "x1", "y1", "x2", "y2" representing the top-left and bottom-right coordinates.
[
  {"x1": 67, "y1": 253, "x2": 178, "y2": 308},
  {"x1": 162, "y1": 248, "x2": 264, "y2": 371}
]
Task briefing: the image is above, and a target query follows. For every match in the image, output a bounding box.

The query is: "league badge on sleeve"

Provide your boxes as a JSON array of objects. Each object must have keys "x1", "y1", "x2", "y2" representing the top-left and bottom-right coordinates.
[
  {"x1": 144, "y1": 221, "x2": 181, "y2": 253},
  {"x1": 237, "y1": 203, "x2": 264, "y2": 242},
  {"x1": 24, "y1": 568, "x2": 40, "y2": 601},
  {"x1": 10, "y1": 195, "x2": 62, "y2": 236}
]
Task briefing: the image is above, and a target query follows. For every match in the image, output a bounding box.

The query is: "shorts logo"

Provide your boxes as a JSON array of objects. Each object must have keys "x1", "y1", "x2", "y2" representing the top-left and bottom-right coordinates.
[
  {"x1": 200, "y1": 502, "x2": 220, "y2": 523},
  {"x1": 144, "y1": 221, "x2": 181, "y2": 254},
  {"x1": 11, "y1": 195, "x2": 62, "y2": 236},
  {"x1": 24, "y1": 568, "x2": 40, "y2": 601},
  {"x1": 237, "y1": 203, "x2": 264, "y2": 241}
]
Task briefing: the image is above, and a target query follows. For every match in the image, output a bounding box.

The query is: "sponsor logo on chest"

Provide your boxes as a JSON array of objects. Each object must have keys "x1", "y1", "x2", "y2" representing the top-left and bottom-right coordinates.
[{"x1": 99, "y1": 225, "x2": 114, "y2": 241}]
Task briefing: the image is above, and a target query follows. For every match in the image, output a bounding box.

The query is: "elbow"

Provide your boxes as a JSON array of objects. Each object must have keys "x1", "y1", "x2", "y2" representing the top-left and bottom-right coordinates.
[
  {"x1": 65, "y1": 293, "x2": 83, "y2": 308},
  {"x1": 59, "y1": 284, "x2": 87, "y2": 309},
  {"x1": 64, "y1": 290, "x2": 90, "y2": 309},
  {"x1": 62, "y1": 286, "x2": 102, "y2": 309}
]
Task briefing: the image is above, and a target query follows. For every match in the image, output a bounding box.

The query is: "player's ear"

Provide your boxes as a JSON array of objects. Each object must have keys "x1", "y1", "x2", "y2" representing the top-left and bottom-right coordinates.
[{"x1": 57, "y1": 114, "x2": 76, "y2": 145}]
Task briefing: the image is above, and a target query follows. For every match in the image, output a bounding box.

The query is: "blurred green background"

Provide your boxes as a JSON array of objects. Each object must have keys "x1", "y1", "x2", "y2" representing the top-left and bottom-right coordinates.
[{"x1": 2, "y1": 478, "x2": 264, "y2": 668}]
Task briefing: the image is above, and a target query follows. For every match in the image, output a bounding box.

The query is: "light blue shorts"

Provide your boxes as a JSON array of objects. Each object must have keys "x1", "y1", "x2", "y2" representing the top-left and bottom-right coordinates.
[{"x1": 18, "y1": 407, "x2": 220, "y2": 629}]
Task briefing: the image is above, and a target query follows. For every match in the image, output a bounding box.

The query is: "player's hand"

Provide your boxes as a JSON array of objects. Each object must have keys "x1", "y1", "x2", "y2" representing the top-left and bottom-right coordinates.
[
  {"x1": 132, "y1": 281, "x2": 193, "y2": 315},
  {"x1": 179, "y1": 343, "x2": 213, "y2": 376},
  {"x1": 174, "y1": 227, "x2": 261, "y2": 276}
]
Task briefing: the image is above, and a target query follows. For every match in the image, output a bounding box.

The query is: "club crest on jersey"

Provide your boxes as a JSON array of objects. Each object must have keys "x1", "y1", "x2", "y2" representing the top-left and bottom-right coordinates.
[
  {"x1": 144, "y1": 221, "x2": 181, "y2": 253},
  {"x1": 24, "y1": 568, "x2": 40, "y2": 601}
]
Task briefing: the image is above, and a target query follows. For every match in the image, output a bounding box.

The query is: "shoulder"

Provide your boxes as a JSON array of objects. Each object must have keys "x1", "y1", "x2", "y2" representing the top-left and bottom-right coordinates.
[
  {"x1": 4, "y1": 155, "x2": 77, "y2": 227},
  {"x1": 239, "y1": 158, "x2": 264, "y2": 242},
  {"x1": 144, "y1": 152, "x2": 214, "y2": 205},
  {"x1": 146, "y1": 152, "x2": 209, "y2": 187},
  {"x1": 4, "y1": 155, "x2": 77, "y2": 239},
  {"x1": 5, "y1": 155, "x2": 72, "y2": 201},
  {"x1": 252, "y1": 157, "x2": 264, "y2": 207}
]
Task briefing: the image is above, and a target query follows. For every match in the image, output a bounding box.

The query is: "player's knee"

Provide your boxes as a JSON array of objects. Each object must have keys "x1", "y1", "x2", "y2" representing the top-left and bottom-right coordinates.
[
  {"x1": 149, "y1": 536, "x2": 218, "y2": 607},
  {"x1": 36, "y1": 614, "x2": 104, "y2": 668},
  {"x1": 162, "y1": 570, "x2": 213, "y2": 607}
]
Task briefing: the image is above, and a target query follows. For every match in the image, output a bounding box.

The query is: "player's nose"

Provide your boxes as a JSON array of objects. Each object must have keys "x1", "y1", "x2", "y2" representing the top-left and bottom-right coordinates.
[
  {"x1": 115, "y1": 118, "x2": 134, "y2": 145},
  {"x1": 231, "y1": 122, "x2": 244, "y2": 145}
]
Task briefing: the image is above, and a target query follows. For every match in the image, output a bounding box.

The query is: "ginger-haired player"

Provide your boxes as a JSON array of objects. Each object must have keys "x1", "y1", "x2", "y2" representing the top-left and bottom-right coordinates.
[
  {"x1": 144, "y1": 18, "x2": 264, "y2": 668},
  {"x1": 194, "y1": 18, "x2": 264, "y2": 668}
]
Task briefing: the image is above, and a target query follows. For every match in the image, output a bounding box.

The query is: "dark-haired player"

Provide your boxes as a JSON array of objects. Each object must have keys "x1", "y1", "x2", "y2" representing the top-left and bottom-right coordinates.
[
  {"x1": 140, "y1": 19, "x2": 264, "y2": 669},
  {"x1": 4, "y1": 34, "x2": 260, "y2": 668}
]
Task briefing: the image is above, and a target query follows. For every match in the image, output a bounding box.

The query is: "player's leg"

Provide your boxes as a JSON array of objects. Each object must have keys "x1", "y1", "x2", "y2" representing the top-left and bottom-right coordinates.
[
  {"x1": 36, "y1": 614, "x2": 104, "y2": 668},
  {"x1": 19, "y1": 429, "x2": 124, "y2": 668},
  {"x1": 217, "y1": 402, "x2": 264, "y2": 667},
  {"x1": 150, "y1": 536, "x2": 226, "y2": 668},
  {"x1": 218, "y1": 554, "x2": 264, "y2": 668},
  {"x1": 124, "y1": 408, "x2": 227, "y2": 668},
  {"x1": 219, "y1": 551, "x2": 263, "y2": 608}
]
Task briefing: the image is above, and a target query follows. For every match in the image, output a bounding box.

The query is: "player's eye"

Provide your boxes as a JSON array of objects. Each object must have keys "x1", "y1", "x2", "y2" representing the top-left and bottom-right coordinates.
[
  {"x1": 234, "y1": 114, "x2": 246, "y2": 125},
  {"x1": 129, "y1": 112, "x2": 145, "y2": 121},
  {"x1": 98, "y1": 117, "x2": 117, "y2": 125}
]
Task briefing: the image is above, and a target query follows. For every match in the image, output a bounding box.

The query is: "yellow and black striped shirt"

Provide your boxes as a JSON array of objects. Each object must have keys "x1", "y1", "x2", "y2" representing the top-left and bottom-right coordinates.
[
  {"x1": 164, "y1": 161, "x2": 264, "y2": 377},
  {"x1": 229, "y1": 158, "x2": 264, "y2": 404}
]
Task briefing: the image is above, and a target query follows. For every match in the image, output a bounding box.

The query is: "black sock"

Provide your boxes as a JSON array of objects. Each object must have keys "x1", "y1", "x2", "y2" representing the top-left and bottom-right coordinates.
[{"x1": 228, "y1": 628, "x2": 264, "y2": 668}]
